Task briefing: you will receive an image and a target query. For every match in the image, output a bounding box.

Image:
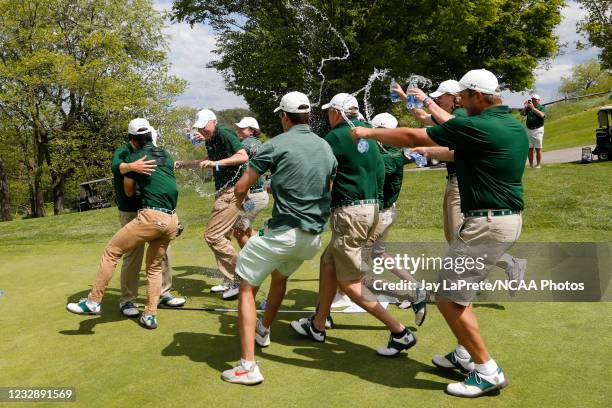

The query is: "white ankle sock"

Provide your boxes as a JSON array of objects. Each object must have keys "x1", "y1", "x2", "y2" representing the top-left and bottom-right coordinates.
[
  {"x1": 240, "y1": 359, "x2": 256, "y2": 370},
  {"x1": 454, "y1": 345, "x2": 471, "y2": 359},
  {"x1": 475, "y1": 359, "x2": 498, "y2": 376}
]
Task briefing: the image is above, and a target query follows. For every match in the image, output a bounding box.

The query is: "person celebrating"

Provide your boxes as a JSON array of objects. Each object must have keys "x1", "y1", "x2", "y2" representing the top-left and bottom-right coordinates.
[
  {"x1": 351, "y1": 69, "x2": 528, "y2": 398},
  {"x1": 291, "y1": 93, "x2": 417, "y2": 358},
  {"x1": 175, "y1": 109, "x2": 248, "y2": 300},
  {"x1": 67, "y1": 118, "x2": 180, "y2": 330},
  {"x1": 232, "y1": 117, "x2": 269, "y2": 247},
  {"x1": 221, "y1": 92, "x2": 337, "y2": 385}
]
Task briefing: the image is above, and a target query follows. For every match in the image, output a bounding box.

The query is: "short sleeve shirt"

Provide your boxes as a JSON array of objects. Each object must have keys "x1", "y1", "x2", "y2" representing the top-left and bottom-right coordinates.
[
  {"x1": 378, "y1": 143, "x2": 405, "y2": 209},
  {"x1": 111, "y1": 143, "x2": 141, "y2": 212},
  {"x1": 125, "y1": 144, "x2": 178, "y2": 211},
  {"x1": 324, "y1": 120, "x2": 382, "y2": 208},
  {"x1": 526, "y1": 104, "x2": 545, "y2": 129},
  {"x1": 241, "y1": 136, "x2": 265, "y2": 191},
  {"x1": 249, "y1": 124, "x2": 337, "y2": 234},
  {"x1": 205, "y1": 124, "x2": 245, "y2": 190},
  {"x1": 426, "y1": 105, "x2": 528, "y2": 212}
]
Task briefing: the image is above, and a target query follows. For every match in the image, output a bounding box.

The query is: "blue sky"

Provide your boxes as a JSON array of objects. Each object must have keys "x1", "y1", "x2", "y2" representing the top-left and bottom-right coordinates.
[{"x1": 154, "y1": 0, "x2": 600, "y2": 110}]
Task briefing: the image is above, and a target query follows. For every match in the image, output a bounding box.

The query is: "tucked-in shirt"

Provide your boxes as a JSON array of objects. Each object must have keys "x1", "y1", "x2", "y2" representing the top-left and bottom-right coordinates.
[
  {"x1": 205, "y1": 124, "x2": 245, "y2": 190},
  {"x1": 526, "y1": 104, "x2": 545, "y2": 129},
  {"x1": 378, "y1": 143, "x2": 404, "y2": 209},
  {"x1": 241, "y1": 136, "x2": 265, "y2": 191},
  {"x1": 125, "y1": 143, "x2": 178, "y2": 211},
  {"x1": 111, "y1": 142, "x2": 141, "y2": 212},
  {"x1": 324, "y1": 120, "x2": 383, "y2": 208},
  {"x1": 426, "y1": 105, "x2": 528, "y2": 212},
  {"x1": 249, "y1": 124, "x2": 337, "y2": 234}
]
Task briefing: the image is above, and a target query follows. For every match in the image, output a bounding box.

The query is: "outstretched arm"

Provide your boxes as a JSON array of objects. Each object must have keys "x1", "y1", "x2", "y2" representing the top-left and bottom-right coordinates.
[
  {"x1": 351, "y1": 126, "x2": 438, "y2": 148},
  {"x1": 234, "y1": 166, "x2": 261, "y2": 208}
]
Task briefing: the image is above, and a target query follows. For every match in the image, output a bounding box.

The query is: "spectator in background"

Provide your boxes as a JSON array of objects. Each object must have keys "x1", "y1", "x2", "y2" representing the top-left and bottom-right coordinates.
[{"x1": 521, "y1": 94, "x2": 546, "y2": 168}]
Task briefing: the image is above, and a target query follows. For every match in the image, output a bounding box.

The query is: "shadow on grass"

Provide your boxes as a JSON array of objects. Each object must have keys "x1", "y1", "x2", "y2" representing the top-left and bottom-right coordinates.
[
  {"x1": 60, "y1": 289, "x2": 140, "y2": 335},
  {"x1": 161, "y1": 311, "x2": 455, "y2": 390},
  {"x1": 473, "y1": 303, "x2": 506, "y2": 310}
]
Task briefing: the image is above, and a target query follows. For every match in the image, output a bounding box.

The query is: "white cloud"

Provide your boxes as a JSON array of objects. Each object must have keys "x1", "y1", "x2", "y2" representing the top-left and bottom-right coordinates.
[
  {"x1": 157, "y1": 0, "x2": 601, "y2": 110},
  {"x1": 154, "y1": 1, "x2": 248, "y2": 109}
]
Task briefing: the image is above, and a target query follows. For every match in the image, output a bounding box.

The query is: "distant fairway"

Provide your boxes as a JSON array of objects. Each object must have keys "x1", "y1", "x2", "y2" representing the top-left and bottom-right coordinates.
[{"x1": 0, "y1": 161, "x2": 611, "y2": 407}]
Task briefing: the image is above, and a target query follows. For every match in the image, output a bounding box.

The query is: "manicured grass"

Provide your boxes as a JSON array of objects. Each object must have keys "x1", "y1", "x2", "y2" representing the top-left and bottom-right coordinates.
[
  {"x1": 536, "y1": 95, "x2": 611, "y2": 151},
  {"x1": 0, "y1": 161, "x2": 610, "y2": 407}
]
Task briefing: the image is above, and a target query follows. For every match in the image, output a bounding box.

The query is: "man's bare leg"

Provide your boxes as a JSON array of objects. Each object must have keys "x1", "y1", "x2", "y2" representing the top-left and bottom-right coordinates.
[
  {"x1": 239, "y1": 281, "x2": 259, "y2": 361},
  {"x1": 313, "y1": 260, "x2": 338, "y2": 331},
  {"x1": 261, "y1": 271, "x2": 287, "y2": 328},
  {"x1": 436, "y1": 299, "x2": 490, "y2": 363}
]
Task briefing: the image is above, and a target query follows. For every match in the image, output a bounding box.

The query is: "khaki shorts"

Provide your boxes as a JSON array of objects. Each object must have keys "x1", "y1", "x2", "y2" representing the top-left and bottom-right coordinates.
[
  {"x1": 527, "y1": 127, "x2": 544, "y2": 148},
  {"x1": 322, "y1": 203, "x2": 379, "y2": 282},
  {"x1": 234, "y1": 190, "x2": 269, "y2": 231},
  {"x1": 369, "y1": 204, "x2": 397, "y2": 259},
  {"x1": 443, "y1": 176, "x2": 463, "y2": 244},
  {"x1": 437, "y1": 212, "x2": 523, "y2": 305},
  {"x1": 236, "y1": 227, "x2": 321, "y2": 287}
]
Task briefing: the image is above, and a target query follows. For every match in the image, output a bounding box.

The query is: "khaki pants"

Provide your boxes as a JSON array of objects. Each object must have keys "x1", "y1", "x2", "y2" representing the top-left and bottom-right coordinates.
[
  {"x1": 205, "y1": 188, "x2": 243, "y2": 281},
  {"x1": 443, "y1": 175, "x2": 463, "y2": 244},
  {"x1": 322, "y1": 204, "x2": 379, "y2": 282},
  {"x1": 437, "y1": 213, "x2": 523, "y2": 305},
  {"x1": 118, "y1": 211, "x2": 174, "y2": 303},
  {"x1": 89, "y1": 209, "x2": 178, "y2": 315}
]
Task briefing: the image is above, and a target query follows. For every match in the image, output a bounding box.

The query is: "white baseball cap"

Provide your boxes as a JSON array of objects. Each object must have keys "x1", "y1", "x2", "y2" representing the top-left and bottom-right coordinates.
[
  {"x1": 321, "y1": 93, "x2": 359, "y2": 112},
  {"x1": 273, "y1": 91, "x2": 311, "y2": 113},
  {"x1": 429, "y1": 80, "x2": 461, "y2": 98},
  {"x1": 370, "y1": 113, "x2": 398, "y2": 129},
  {"x1": 192, "y1": 109, "x2": 217, "y2": 128},
  {"x1": 235, "y1": 117, "x2": 260, "y2": 129},
  {"x1": 128, "y1": 118, "x2": 151, "y2": 135},
  {"x1": 458, "y1": 69, "x2": 498, "y2": 95},
  {"x1": 531, "y1": 94, "x2": 541, "y2": 100}
]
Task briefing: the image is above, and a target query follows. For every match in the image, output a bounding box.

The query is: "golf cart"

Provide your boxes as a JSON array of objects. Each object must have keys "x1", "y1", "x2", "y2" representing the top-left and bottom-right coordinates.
[
  {"x1": 78, "y1": 177, "x2": 113, "y2": 212},
  {"x1": 592, "y1": 106, "x2": 612, "y2": 161}
]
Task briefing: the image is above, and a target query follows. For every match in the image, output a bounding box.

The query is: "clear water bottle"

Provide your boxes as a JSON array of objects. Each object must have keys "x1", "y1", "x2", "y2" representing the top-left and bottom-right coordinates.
[
  {"x1": 190, "y1": 132, "x2": 204, "y2": 146},
  {"x1": 357, "y1": 139, "x2": 370, "y2": 153},
  {"x1": 403, "y1": 148, "x2": 427, "y2": 168},
  {"x1": 389, "y1": 78, "x2": 401, "y2": 103},
  {"x1": 259, "y1": 298, "x2": 267, "y2": 310},
  {"x1": 243, "y1": 199, "x2": 255, "y2": 212},
  {"x1": 406, "y1": 79, "x2": 423, "y2": 109}
]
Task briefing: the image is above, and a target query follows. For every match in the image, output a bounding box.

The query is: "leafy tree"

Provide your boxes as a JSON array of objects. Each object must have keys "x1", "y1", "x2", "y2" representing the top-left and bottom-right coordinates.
[
  {"x1": 172, "y1": 0, "x2": 564, "y2": 135},
  {"x1": 559, "y1": 59, "x2": 612, "y2": 97},
  {"x1": 575, "y1": 1, "x2": 612, "y2": 68},
  {"x1": 0, "y1": 0, "x2": 185, "y2": 217}
]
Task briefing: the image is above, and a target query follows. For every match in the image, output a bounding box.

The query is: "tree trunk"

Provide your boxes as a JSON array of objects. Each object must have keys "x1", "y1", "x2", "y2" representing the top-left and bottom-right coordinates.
[
  {"x1": 0, "y1": 156, "x2": 12, "y2": 221},
  {"x1": 53, "y1": 173, "x2": 66, "y2": 215}
]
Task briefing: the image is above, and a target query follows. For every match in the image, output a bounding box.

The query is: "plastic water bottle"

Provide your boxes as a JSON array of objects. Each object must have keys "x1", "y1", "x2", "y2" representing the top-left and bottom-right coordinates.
[
  {"x1": 243, "y1": 199, "x2": 255, "y2": 212},
  {"x1": 357, "y1": 139, "x2": 370, "y2": 153},
  {"x1": 403, "y1": 148, "x2": 427, "y2": 168},
  {"x1": 259, "y1": 298, "x2": 267, "y2": 310},
  {"x1": 189, "y1": 132, "x2": 204, "y2": 146},
  {"x1": 406, "y1": 80, "x2": 423, "y2": 109},
  {"x1": 389, "y1": 78, "x2": 401, "y2": 103}
]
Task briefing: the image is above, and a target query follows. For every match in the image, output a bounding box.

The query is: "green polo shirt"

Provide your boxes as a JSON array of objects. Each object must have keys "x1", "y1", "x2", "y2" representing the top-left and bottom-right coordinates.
[
  {"x1": 324, "y1": 120, "x2": 383, "y2": 208},
  {"x1": 125, "y1": 143, "x2": 178, "y2": 211},
  {"x1": 111, "y1": 142, "x2": 141, "y2": 212},
  {"x1": 205, "y1": 124, "x2": 245, "y2": 191},
  {"x1": 241, "y1": 136, "x2": 265, "y2": 191},
  {"x1": 432, "y1": 107, "x2": 467, "y2": 176},
  {"x1": 426, "y1": 105, "x2": 528, "y2": 212},
  {"x1": 249, "y1": 124, "x2": 337, "y2": 234},
  {"x1": 526, "y1": 104, "x2": 545, "y2": 129},
  {"x1": 378, "y1": 143, "x2": 404, "y2": 209}
]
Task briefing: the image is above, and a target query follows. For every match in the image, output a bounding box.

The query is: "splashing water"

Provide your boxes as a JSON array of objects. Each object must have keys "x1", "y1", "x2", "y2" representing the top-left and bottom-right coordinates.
[{"x1": 287, "y1": 0, "x2": 350, "y2": 107}]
